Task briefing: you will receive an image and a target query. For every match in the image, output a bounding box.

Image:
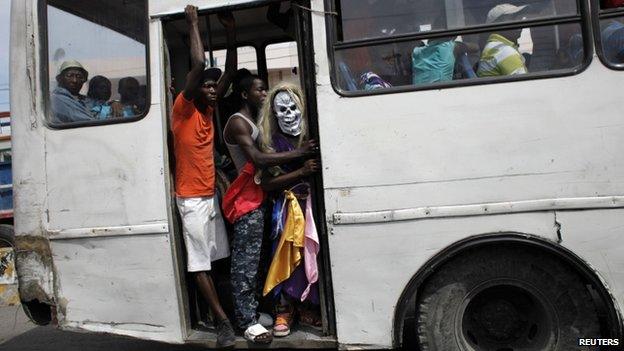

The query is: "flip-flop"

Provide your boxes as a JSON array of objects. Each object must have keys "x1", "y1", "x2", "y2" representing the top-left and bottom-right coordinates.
[{"x1": 244, "y1": 323, "x2": 273, "y2": 344}]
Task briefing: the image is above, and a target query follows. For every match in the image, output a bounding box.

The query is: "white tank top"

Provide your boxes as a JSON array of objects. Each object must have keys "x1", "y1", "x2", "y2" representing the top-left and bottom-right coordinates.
[{"x1": 224, "y1": 112, "x2": 260, "y2": 174}]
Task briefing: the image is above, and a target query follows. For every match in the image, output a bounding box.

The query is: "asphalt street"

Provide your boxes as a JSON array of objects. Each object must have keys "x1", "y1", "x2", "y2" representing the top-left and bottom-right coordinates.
[{"x1": 0, "y1": 305, "x2": 206, "y2": 351}]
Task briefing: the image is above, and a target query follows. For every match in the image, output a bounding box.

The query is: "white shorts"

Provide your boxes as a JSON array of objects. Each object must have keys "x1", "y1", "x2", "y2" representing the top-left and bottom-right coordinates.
[{"x1": 176, "y1": 196, "x2": 230, "y2": 272}]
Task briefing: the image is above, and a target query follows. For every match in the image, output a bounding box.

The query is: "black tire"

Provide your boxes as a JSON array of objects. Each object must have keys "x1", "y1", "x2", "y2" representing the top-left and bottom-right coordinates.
[
  {"x1": 0, "y1": 224, "x2": 13, "y2": 248},
  {"x1": 416, "y1": 245, "x2": 601, "y2": 351}
]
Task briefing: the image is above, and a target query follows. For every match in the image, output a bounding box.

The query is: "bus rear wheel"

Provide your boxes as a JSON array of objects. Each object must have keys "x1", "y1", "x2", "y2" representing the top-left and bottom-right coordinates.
[{"x1": 416, "y1": 245, "x2": 601, "y2": 351}]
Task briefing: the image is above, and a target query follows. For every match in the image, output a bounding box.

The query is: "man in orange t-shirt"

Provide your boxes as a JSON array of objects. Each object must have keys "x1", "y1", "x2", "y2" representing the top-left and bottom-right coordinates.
[{"x1": 172, "y1": 5, "x2": 237, "y2": 348}]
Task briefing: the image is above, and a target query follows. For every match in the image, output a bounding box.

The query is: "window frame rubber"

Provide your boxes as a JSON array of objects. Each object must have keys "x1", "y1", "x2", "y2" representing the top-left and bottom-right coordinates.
[
  {"x1": 40, "y1": 0, "x2": 152, "y2": 130},
  {"x1": 324, "y1": 0, "x2": 594, "y2": 98}
]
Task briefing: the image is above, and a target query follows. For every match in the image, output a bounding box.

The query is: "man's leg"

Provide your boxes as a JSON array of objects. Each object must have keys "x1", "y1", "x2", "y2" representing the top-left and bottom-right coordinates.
[
  {"x1": 194, "y1": 271, "x2": 227, "y2": 321},
  {"x1": 177, "y1": 196, "x2": 235, "y2": 347},
  {"x1": 230, "y1": 207, "x2": 265, "y2": 330}
]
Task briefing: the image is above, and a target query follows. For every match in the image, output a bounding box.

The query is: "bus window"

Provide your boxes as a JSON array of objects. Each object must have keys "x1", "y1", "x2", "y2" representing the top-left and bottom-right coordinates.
[
  {"x1": 266, "y1": 41, "x2": 300, "y2": 88},
  {"x1": 596, "y1": 0, "x2": 624, "y2": 68},
  {"x1": 45, "y1": 0, "x2": 148, "y2": 126},
  {"x1": 338, "y1": 0, "x2": 577, "y2": 42},
  {"x1": 330, "y1": 0, "x2": 586, "y2": 94},
  {"x1": 211, "y1": 46, "x2": 258, "y2": 73}
]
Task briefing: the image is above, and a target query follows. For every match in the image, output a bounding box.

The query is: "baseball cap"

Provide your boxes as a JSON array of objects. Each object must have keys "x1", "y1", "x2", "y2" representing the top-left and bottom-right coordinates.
[
  {"x1": 486, "y1": 4, "x2": 529, "y2": 24},
  {"x1": 58, "y1": 60, "x2": 88, "y2": 76},
  {"x1": 202, "y1": 67, "x2": 222, "y2": 83}
]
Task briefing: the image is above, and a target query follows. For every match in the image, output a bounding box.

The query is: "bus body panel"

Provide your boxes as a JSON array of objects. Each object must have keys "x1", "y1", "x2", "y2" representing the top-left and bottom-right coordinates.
[
  {"x1": 50, "y1": 234, "x2": 183, "y2": 341},
  {"x1": 327, "y1": 211, "x2": 559, "y2": 347},
  {"x1": 11, "y1": 0, "x2": 56, "y2": 305},
  {"x1": 316, "y1": 63, "x2": 624, "y2": 214},
  {"x1": 44, "y1": 104, "x2": 169, "y2": 231},
  {"x1": 10, "y1": 1, "x2": 186, "y2": 343},
  {"x1": 558, "y1": 209, "x2": 624, "y2": 318},
  {"x1": 308, "y1": 0, "x2": 624, "y2": 347}
]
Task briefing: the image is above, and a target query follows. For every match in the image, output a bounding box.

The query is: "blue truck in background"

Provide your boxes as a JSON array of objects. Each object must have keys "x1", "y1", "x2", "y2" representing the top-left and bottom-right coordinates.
[{"x1": 0, "y1": 111, "x2": 12, "y2": 224}]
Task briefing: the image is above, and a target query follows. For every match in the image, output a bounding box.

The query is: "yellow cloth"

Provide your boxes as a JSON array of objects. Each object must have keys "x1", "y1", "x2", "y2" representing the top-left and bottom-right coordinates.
[{"x1": 263, "y1": 191, "x2": 305, "y2": 296}]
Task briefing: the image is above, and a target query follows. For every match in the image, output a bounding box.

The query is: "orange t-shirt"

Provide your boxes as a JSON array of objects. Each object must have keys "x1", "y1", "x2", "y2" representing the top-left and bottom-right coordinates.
[{"x1": 172, "y1": 94, "x2": 215, "y2": 198}]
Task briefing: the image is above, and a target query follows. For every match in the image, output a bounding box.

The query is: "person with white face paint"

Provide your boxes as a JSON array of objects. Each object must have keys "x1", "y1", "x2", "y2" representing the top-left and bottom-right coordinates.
[
  {"x1": 257, "y1": 83, "x2": 322, "y2": 337},
  {"x1": 222, "y1": 75, "x2": 318, "y2": 344}
]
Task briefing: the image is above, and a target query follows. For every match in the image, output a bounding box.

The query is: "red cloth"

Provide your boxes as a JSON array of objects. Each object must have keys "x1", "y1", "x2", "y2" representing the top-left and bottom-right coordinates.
[
  {"x1": 222, "y1": 162, "x2": 265, "y2": 223},
  {"x1": 604, "y1": 0, "x2": 624, "y2": 8}
]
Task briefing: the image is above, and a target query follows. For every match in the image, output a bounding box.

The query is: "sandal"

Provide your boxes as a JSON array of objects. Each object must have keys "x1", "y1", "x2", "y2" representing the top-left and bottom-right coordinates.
[
  {"x1": 273, "y1": 305, "x2": 295, "y2": 337},
  {"x1": 298, "y1": 308, "x2": 322, "y2": 330},
  {"x1": 243, "y1": 323, "x2": 273, "y2": 344}
]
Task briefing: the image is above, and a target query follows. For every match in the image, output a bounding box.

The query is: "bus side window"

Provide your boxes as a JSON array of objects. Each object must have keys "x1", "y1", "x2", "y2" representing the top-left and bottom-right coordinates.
[
  {"x1": 45, "y1": 0, "x2": 148, "y2": 127},
  {"x1": 331, "y1": 0, "x2": 585, "y2": 94},
  {"x1": 596, "y1": 0, "x2": 624, "y2": 68}
]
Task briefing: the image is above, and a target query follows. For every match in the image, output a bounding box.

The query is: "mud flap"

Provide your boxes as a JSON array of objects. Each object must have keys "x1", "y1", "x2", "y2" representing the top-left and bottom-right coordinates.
[{"x1": 0, "y1": 247, "x2": 19, "y2": 306}]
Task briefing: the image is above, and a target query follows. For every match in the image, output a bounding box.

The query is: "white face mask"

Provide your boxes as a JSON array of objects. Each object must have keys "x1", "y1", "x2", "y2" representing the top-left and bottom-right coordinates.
[{"x1": 273, "y1": 91, "x2": 302, "y2": 136}]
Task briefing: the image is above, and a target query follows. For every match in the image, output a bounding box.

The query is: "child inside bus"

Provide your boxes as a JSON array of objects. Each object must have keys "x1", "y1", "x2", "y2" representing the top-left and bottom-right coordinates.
[
  {"x1": 258, "y1": 83, "x2": 322, "y2": 337},
  {"x1": 85, "y1": 75, "x2": 113, "y2": 119}
]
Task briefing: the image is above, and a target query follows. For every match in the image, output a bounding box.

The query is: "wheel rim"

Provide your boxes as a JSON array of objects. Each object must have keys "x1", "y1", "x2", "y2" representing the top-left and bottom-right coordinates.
[{"x1": 456, "y1": 279, "x2": 559, "y2": 351}]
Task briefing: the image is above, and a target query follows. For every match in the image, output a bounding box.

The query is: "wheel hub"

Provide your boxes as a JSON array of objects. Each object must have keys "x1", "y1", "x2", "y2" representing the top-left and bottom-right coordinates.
[
  {"x1": 457, "y1": 280, "x2": 559, "y2": 351},
  {"x1": 475, "y1": 299, "x2": 524, "y2": 341}
]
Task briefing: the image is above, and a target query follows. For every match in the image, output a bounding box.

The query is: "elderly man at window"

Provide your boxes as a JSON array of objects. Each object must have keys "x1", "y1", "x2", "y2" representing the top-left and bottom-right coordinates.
[{"x1": 51, "y1": 60, "x2": 95, "y2": 124}]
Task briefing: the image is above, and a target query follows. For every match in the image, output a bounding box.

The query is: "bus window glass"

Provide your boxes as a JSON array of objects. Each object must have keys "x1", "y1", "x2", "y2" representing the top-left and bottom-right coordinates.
[
  {"x1": 266, "y1": 42, "x2": 300, "y2": 88},
  {"x1": 46, "y1": 0, "x2": 147, "y2": 126},
  {"x1": 332, "y1": 0, "x2": 584, "y2": 93},
  {"x1": 211, "y1": 46, "x2": 258, "y2": 73},
  {"x1": 599, "y1": 17, "x2": 624, "y2": 65},
  {"x1": 335, "y1": 22, "x2": 584, "y2": 91},
  {"x1": 338, "y1": 0, "x2": 578, "y2": 42}
]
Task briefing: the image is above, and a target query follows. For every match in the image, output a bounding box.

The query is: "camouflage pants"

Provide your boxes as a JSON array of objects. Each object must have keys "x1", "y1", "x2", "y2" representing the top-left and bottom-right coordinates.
[{"x1": 230, "y1": 207, "x2": 265, "y2": 330}]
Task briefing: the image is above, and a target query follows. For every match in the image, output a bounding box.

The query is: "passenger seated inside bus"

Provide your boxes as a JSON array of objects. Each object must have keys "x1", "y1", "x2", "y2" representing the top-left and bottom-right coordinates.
[
  {"x1": 86, "y1": 75, "x2": 113, "y2": 119},
  {"x1": 602, "y1": 20, "x2": 624, "y2": 64},
  {"x1": 257, "y1": 83, "x2": 322, "y2": 338},
  {"x1": 334, "y1": 0, "x2": 588, "y2": 93},
  {"x1": 477, "y1": 4, "x2": 529, "y2": 77},
  {"x1": 51, "y1": 60, "x2": 95, "y2": 123},
  {"x1": 117, "y1": 77, "x2": 145, "y2": 117},
  {"x1": 51, "y1": 60, "x2": 147, "y2": 122}
]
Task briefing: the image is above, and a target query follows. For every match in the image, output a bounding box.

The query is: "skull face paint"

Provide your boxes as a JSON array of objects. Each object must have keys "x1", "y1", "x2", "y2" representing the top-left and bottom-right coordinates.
[{"x1": 273, "y1": 91, "x2": 302, "y2": 136}]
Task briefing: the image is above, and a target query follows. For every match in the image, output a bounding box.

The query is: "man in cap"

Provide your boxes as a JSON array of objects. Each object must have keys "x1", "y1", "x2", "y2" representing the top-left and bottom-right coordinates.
[
  {"x1": 51, "y1": 60, "x2": 95, "y2": 123},
  {"x1": 171, "y1": 4, "x2": 238, "y2": 348},
  {"x1": 477, "y1": 4, "x2": 529, "y2": 77}
]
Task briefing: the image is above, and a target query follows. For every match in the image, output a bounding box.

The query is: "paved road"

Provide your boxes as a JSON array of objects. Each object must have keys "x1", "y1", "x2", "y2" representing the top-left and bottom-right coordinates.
[{"x1": 0, "y1": 306, "x2": 206, "y2": 351}]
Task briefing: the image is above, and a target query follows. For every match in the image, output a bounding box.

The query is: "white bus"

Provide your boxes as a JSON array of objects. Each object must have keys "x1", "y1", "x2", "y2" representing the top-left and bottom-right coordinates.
[{"x1": 4, "y1": 0, "x2": 624, "y2": 349}]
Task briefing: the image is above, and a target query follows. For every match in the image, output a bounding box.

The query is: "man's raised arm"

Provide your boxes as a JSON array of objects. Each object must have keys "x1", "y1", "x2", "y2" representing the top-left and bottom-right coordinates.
[
  {"x1": 182, "y1": 5, "x2": 206, "y2": 100},
  {"x1": 215, "y1": 12, "x2": 237, "y2": 98}
]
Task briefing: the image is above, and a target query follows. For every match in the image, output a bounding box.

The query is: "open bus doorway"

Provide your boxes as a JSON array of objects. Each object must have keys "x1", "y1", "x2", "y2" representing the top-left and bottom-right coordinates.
[{"x1": 162, "y1": 1, "x2": 335, "y2": 347}]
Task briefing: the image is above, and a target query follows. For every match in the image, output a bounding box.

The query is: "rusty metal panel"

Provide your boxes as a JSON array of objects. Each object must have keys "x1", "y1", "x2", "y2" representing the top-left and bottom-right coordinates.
[{"x1": 0, "y1": 247, "x2": 19, "y2": 306}]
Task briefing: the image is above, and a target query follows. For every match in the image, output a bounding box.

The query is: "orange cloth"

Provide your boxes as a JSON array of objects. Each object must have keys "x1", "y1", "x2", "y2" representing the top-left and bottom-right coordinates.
[
  {"x1": 172, "y1": 94, "x2": 215, "y2": 198},
  {"x1": 221, "y1": 162, "x2": 265, "y2": 223},
  {"x1": 263, "y1": 191, "x2": 305, "y2": 296}
]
